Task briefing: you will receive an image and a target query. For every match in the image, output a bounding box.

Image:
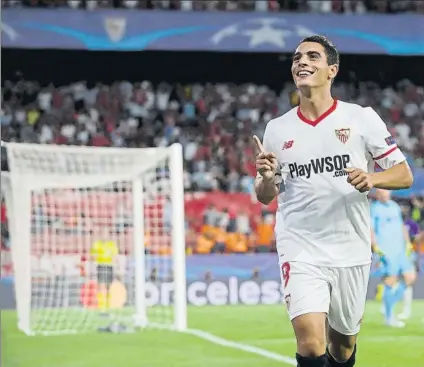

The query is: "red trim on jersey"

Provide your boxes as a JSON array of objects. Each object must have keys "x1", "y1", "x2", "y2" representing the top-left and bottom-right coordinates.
[
  {"x1": 373, "y1": 146, "x2": 398, "y2": 161},
  {"x1": 297, "y1": 99, "x2": 338, "y2": 127}
]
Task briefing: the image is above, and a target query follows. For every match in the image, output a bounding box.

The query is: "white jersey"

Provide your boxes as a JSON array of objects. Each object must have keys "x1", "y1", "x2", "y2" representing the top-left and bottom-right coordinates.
[{"x1": 262, "y1": 100, "x2": 406, "y2": 267}]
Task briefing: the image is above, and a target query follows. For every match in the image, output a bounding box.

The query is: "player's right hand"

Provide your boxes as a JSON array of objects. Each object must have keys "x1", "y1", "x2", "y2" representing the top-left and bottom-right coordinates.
[{"x1": 253, "y1": 135, "x2": 278, "y2": 181}]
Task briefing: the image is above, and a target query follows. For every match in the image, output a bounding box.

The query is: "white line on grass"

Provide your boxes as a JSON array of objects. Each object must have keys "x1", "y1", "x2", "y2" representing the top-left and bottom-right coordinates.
[{"x1": 185, "y1": 328, "x2": 297, "y2": 366}]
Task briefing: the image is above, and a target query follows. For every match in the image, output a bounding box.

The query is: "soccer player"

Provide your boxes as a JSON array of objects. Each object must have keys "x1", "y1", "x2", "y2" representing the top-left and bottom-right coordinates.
[
  {"x1": 90, "y1": 229, "x2": 119, "y2": 312},
  {"x1": 399, "y1": 206, "x2": 421, "y2": 320},
  {"x1": 370, "y1": 189, "x2": 416, "y2": 327},
  {"x1": 253, "y1": 35, "x2": 413, "y2": 367}
]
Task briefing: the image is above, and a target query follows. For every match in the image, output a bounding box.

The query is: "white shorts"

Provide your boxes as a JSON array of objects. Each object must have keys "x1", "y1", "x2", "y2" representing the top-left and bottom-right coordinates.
[{"x1": 280, "y1": 261, "x2": 371, "y2": 335}]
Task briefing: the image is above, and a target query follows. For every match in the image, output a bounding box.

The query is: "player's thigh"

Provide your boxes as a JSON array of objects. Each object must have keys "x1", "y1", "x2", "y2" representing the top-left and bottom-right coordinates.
[
  {"x1": 328, "y1": 264, "x2": 370, "y2": 336},
  {"x1": 399, "y1": 255, "x2": 416, "y2": 284},
  {"x1": 381, "y1": 258, "x2": 401, "y2": 285}
]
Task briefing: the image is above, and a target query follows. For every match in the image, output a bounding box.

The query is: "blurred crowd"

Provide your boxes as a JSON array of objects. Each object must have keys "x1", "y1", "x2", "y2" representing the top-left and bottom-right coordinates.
[
  {"x1": 2, "y1": 0, "x2": 424, "y2": 13},
  {"x1": 1, "y1": 74, "x2": 424, "y2": 254},
  {"x1": 2, "y1": 76, "x2": 424, "y2": 190}
]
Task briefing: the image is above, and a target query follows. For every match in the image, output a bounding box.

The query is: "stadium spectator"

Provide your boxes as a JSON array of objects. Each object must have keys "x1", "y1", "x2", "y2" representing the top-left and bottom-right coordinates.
[
  {"x1": 3, "y1": 78, "x2": 423, "y2": 177},
  {"x1": 195, "y1": 231, "x2": 215, "y2": 254},
  {"x1": 203, "y1": 204, "x2": 219, "y2": 227},
  {"x1": 253, "y1": 210, "x2": 275, "y2": 252}
]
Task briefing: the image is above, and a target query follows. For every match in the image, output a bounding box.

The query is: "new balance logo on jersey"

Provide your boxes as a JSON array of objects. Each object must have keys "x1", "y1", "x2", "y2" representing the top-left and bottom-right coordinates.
[
  {"x1": 282, "y1": 140, "x2": 294, "y2": 150},
  {"x1": 289, "y1": 154, "x2": 350, "y2": 179}
]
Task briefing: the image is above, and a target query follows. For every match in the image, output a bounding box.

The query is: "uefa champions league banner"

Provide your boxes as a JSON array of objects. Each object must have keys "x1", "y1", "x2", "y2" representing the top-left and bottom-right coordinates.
[{"x1": 2, "y1": 9, "x2": 424, "y2": 55}]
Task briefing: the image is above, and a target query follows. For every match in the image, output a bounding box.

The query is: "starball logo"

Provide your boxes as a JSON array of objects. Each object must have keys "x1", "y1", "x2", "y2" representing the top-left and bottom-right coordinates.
[{"x1": 289, "y1": 154, "x2": 351, "y2": 179}]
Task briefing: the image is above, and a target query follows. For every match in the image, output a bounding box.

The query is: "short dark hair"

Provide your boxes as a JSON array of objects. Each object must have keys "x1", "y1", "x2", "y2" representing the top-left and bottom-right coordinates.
[{"x1": 299, "y1": 35, "x2": 339, "y2": 66}]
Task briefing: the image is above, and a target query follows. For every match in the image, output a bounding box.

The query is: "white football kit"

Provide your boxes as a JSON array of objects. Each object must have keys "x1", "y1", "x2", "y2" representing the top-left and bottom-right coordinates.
[{"x1": 262, "y1": 100, "x2": 406, "y2": 334}]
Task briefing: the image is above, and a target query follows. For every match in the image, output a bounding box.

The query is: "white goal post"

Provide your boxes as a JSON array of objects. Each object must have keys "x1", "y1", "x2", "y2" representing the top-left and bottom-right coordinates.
[{"x1": 1, "y1": 142, "x2": 187, "y2": 335}]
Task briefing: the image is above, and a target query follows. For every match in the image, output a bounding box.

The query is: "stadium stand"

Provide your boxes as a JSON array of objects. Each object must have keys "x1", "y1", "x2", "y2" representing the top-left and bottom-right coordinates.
[
  {"x1": 2, "y1": 0, "x2": 424, "y2": 13},
  {"x1": 1, "y1": 77, "x2": 424, "y2": 254},
  {"x1": 1, "y1": 0, "x2": 423, "y2": 256}
]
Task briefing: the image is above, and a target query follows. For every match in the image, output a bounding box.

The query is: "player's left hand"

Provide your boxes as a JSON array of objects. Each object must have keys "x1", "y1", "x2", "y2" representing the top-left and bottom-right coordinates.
[{"x1": 344, "y1": 168, "x2": 373, "y2": 193}]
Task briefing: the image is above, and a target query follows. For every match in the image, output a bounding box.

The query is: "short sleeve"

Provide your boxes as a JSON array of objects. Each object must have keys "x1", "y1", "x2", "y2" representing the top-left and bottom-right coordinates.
[{"x1": 363, "y1": 107, "x2": 406, "y2": 169}]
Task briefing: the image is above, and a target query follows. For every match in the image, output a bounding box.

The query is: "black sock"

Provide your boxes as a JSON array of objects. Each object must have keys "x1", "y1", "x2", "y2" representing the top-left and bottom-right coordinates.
[
  {"x1": 326, "y1": 345, "x2": 356, "y2": 367},
  {"x1": 296, "y1": 353, "x2": 327, "y2": 367}
]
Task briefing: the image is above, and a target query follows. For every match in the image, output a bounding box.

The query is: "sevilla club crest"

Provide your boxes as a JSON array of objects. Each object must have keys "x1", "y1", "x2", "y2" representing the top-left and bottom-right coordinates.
[
  {"x1": 335, "y1": 128, "x2": 350, "y2": 144},
  {"x1": 284, "y1": 294, "x2": 291, "y2": 310}
]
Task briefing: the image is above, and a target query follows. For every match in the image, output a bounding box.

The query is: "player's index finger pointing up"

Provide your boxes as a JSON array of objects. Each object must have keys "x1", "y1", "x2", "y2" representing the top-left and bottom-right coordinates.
[{"x1": 253, "y1": 135, "x2": 264, "y2": 153}]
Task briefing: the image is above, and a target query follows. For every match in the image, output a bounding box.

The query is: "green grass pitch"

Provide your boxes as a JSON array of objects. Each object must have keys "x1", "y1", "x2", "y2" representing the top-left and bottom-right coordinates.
[{"x1": 2, "y1": 301, "x2": 424, "y2": 367}]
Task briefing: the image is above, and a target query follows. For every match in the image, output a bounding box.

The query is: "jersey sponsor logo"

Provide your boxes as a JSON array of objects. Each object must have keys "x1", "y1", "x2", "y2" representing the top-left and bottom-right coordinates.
[
  {"x1": 282, "y1": 140, "x2": 294, "y2": 150},
  {"x1": 385, "y1": 136, "x2": 396, "y2": 146},
  {"x1": 288, "y1": 154, "x2": 350, "y2": 179},
  {"x1": 335, "y1": 128, "x2": 350, "y2": 144}
]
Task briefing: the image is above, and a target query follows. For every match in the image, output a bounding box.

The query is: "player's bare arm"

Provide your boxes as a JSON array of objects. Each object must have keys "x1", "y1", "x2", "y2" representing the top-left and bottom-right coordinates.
[
  {"x1": 345, "y1": 161, "x2": 413, "y2": 192},
  {"x1": 253, "y1": 135, "x2": 279, "y2": 205},
  {"x1": 370, "y1": 161, "x2": 413, "y2": 189}
]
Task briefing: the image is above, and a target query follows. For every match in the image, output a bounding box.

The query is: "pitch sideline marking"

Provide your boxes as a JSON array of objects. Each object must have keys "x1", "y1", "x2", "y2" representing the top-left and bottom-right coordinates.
[{"x1": 185, "y1": 328, "x2": 297, "y2": 366}]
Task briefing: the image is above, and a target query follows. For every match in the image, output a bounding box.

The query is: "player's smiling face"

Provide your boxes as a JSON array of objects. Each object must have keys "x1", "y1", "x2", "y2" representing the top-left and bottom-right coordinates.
[{"x1": 291, "y1": 42, "x2": 337, "y2": 89}]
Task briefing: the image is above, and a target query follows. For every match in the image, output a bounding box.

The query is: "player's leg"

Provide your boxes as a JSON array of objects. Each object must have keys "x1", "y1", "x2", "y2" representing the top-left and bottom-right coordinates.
[
  {"x1": 105, "y1": 265, "x2": 114, "y2": 310},
  {"x1": 326, "y1": 327, "x2": 357, "y2": 367},
  {"x1": 399, "y1": 285, "x2": 413, "y2": 319},
  {"x1": 97, "y1": 265, "x2": 111, "y2": 312},
  {"x1": 380, "y1": 259, "x2": 404, "y2": 327},
  {"x1": 293, "y1": 313, "x2": 327, "y2": 367},
  {"x1": 382, "y1": 275, "x2": 401, "y2": 326},
  {"x1": 398, "y1": 255, "x2": 417, "y2": 320},
  {"x1": 326, "y1": 264, "x2": 370, "y2": 366},
  {"x1": 280, "y1": 261, "x2": 330, "y2": 367}
]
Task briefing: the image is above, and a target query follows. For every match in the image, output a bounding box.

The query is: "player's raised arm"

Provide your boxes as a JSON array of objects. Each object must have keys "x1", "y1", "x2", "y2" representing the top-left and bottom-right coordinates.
[
  {"x1": 253, "y1": 134, "x2": 280, "y2": 205},
  {"x1": 345, "y1": 108, "x2": 413, "y2": 192}
]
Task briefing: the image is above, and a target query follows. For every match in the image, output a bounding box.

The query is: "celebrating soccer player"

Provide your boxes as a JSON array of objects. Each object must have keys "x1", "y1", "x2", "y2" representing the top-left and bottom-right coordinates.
[
  {"x1": 253, "y1": 35, "x2": 413, "y2": 367},
  {"x1": 400, "y1": 203, "x2": 421, "y2": 320}
]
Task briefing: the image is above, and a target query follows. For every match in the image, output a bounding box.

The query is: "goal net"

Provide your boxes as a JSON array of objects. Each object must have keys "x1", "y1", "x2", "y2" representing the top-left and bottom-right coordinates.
[{"x1": 1, "y1": 142, "x2": 187, "y2": 335}]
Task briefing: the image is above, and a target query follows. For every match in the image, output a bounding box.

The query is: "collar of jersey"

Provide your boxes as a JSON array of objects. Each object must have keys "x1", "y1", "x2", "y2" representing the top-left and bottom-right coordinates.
[{"x1": 297, "y1": 99, "x2": 338, "y2": 127}]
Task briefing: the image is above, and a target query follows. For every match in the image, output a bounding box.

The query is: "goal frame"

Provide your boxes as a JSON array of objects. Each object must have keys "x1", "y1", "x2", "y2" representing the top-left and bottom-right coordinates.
[{"x1": 1, "y1": 142, "x2": 187, "y2": 335}]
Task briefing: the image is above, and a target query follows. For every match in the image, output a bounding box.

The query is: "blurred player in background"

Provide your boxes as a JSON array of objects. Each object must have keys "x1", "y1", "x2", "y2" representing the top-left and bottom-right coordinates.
[
  {"x1": 90, "y1": 228, "x2": 119, "y2": 313},
  {"x1": 370, "y1": 189, "x2": 416, "y2": 327},
  {"x1": 399, "y1": 204, "x2": 421, "y2": 320},
  {"x1": 254, "y1": 35, "x2": 413, "y2": 367}
]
